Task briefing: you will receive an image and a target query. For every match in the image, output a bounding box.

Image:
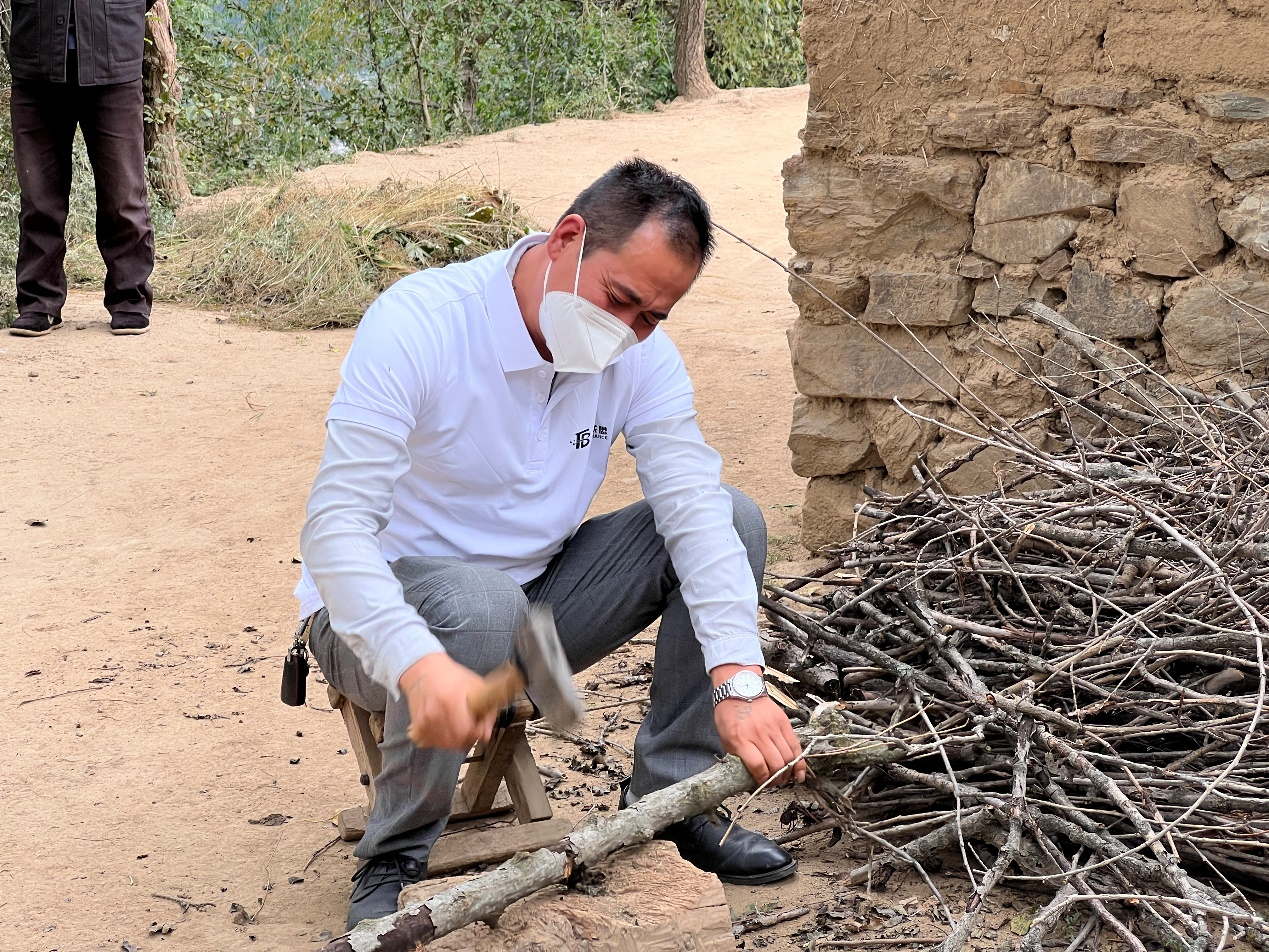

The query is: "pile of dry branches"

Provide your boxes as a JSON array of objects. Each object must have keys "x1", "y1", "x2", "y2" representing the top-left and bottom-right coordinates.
[{"x1": 761, "y1": 301, "x2": 1269, "y2": 951}]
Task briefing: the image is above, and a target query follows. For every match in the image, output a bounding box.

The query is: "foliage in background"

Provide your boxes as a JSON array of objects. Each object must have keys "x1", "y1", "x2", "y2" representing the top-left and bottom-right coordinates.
[
  {"x1": 171, "y1": 0, "x2": 804, "y2": 195},
  {"x1": 157, "y1": 180, "x2": 534, "y2": 327},
  {"x1": 1, "y1": 0, "x2": 803, "y2": 324},
  {"x1": 706, "y1": 0, "x2": 804, "y2": 90}
]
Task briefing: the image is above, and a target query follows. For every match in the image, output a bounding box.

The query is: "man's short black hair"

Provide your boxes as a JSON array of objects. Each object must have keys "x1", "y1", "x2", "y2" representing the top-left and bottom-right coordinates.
[{"x1": 559, "y1": 158, "x2": 715, "y2": 272}]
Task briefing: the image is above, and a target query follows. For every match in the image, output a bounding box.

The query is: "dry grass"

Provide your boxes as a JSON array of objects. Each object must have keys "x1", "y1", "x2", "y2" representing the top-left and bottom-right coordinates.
[{"x1": 155, "y1": 177, "x2": 536, "y2": 329}]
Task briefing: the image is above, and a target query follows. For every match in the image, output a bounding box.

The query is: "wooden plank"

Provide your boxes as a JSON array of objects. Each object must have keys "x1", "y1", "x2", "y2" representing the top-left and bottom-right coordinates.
[{"x1": 426, "y1": 817, "x2": 573, "y2": 877}]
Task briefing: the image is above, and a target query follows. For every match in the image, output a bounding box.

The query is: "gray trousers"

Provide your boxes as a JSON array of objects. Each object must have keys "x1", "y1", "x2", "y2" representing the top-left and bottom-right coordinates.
[{"x1": 309, "y1": 486, "x2": 766, "y2": 860}]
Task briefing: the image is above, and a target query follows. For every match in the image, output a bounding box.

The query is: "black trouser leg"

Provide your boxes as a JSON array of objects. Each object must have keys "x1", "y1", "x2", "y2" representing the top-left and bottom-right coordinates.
[
  {"x1": 79, "y1": 78, "x2": 154, "y2": 318},
  {"x1": 10, "y1": 66, "x2": 154, "y2": 321},
  {"x1": 10, "y1": 78, "x2": 77, "y2": 319}
]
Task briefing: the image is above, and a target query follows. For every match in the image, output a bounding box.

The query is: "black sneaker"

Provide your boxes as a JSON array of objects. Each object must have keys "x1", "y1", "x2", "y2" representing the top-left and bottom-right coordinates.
[
  {"x1": 619, "y1": 780, "x2": 797, "y2": 885},
  {"x1": 346, "y1": 851, "x2": 426, "y2": 930},
  {"x1": 9, "y1": 313, "x2": 62, "y2": 337},
  {"x1": 110, "y1": 312, "x2": 150, "y2": 336}
]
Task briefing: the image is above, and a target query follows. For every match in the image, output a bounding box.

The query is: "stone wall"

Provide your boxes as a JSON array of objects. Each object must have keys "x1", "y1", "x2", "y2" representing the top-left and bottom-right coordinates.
[{"x1": 783, "y1": 0, "x2": 1269, "y2": 550}]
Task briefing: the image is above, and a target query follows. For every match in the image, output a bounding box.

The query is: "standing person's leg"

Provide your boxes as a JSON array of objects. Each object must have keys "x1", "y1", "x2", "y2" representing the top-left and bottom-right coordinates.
[
  {"x1": 9, "y1": 77, "x2": 78, "y2": 336},
  {"x1": 526, "y1": 485, "x2": 795, "y2": 883},
  {"x1": 78, "y1": 78, "x2": 153, "y2": 335},
  {"x1": 308, "y1": 556, "x2": 528, "y2": 927}
]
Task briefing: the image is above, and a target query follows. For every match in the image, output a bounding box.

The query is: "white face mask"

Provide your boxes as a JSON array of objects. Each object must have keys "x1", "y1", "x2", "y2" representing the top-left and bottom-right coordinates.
[{"x1": 538, "y1": 229, "x2": 638, "y2": 374}]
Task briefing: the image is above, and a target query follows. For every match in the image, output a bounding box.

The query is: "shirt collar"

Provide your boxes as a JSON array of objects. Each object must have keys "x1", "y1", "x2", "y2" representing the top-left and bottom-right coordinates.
[{"x1": 485, "y1": 232, "x2": 551, "y2": 373}]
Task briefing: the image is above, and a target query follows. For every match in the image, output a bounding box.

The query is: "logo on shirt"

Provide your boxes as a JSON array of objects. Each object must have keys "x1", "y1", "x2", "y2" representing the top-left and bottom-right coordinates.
[{"x1": 572, "y1": 424, "x2": 609, "y2": 449}]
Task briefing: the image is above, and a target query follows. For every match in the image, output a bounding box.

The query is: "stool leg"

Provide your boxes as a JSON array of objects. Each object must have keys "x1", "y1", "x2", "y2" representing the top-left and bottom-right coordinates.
[
  {"x1": 505, "y1": 728, "x2": 554, "y2": 823},
  {"x1": 328, "y1": 687, "x2": 383, "y2": 809},
  {"x1": 459, "y1": 725, "x2": 519, "y2": 814}
]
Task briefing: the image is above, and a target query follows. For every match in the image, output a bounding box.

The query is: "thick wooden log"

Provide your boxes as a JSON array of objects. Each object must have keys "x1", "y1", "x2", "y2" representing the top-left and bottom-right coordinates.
[
  {"x1": 397, "y1": 841, "x2": 734, "y2": 951},
  {"x1": 323, "y1": 734, "x2": 907, "y2": 952}
]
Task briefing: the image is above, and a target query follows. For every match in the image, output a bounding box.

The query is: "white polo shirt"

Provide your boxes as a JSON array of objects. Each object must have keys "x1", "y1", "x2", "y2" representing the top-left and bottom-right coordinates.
[{"x1": 296, "y1": 234, "x2": 763, "y2": 691}]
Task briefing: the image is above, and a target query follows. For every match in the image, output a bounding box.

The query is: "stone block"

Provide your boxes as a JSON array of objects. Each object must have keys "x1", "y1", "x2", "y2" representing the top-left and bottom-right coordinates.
[
  {"x1": 1071, "y1": 119, "x2": 1202, "y2": 165},
  {"x1": 973, "y1": 216, "x2": 1082, "y2": 264},
  {"x1": 972, "y1": 266, "x2": 1039, "y2": 317},
  {"x1": 861, "y1": 400, "x2": 935, "y2": 477},
  {"x1": 952, "y1": 254, "x2": 999, "y2": 280},
  {"x1": 861, "y1": 272, "x2": 972, "y2": 327},
  {"x1": 1193, "y1": 92, "x2": 1269, "y2": 121},
  {"x1": 951, "y1": 318, "x2": 1056, "y2": 419},
  {"x1": 923, "y1": 443, "x2": 1028, "y2": 496},
  {"x1": 1050, "y1": 85, "x2": 1139, "y2": 110},
  {"x1": 927, "y1": 98, "x2": 1048, "y2": 152},
  {"x1": 971, "y1": 159, "x2": 1113, "y2": 263},
  {"x1": 788, "y1": 258, "x2": 869, "y2": 324},
  {"x1": 784, "y1": 152, "x2": 981, "y2": 260},
  {"x1": 1218, "y1": 186, "x2": 1269, "y2": 260},
  {"x1": 855, "y1": 154, "x2": 982, "y2": 216},
  {"x1": 1037, "y1": 249, "x2": 1072, "y2": 281},
  {"x1": 787, "y1": 320, "x2": 958, "y2": 403},
  {"x1": 1164, "y1": 277, "x2": 1269, "y2": 372},
  {"x1": 975, "y1": 159, "x2": 1115, "y2": 224},
  {"x1": 1213, "y1": 139, "x2": 1269, "y2": 181},
  {"x1": 788, "y1": 397, "x2": 881, "y2": 477},
  {"x1": 1118, "y1": 176, "x2": 1226, "y2": 277},
  {"x1": 802, "y1": 474, "x2": 872, "y2": 552},
  {"x1": 1061, "y1": 259, "x2": 1161, "y2": 340},
  {"x1": 1042, "y1": 339, "x2": 1099, "y2": 397}
]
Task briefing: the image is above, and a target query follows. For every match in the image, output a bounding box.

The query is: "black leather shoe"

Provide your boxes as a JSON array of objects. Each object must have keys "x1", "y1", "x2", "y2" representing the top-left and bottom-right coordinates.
[
  {"x1": 346, "y1": 851, "x2": 426, "y2": 930},
  {"x1": 661, "y1": 807, "x2": 798, "y2": 885},
  {"x1": 621, "y1": 781, "x2": 797, "y2": 885},
  {"x1": 9, "y1": 312, "x2": 61, "y2": 337}
]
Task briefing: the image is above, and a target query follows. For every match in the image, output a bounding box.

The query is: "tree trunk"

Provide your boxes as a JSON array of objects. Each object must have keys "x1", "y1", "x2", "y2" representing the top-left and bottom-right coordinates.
[
  {"x1": 142, "y1": 0, "x2": 191, "y2": 207},
  {"x1": 459, "y1": 46, "x2": 480, "y2": 133},
  {"x1": 673, "y1": 0, "x2": 718, "y2": 101}
]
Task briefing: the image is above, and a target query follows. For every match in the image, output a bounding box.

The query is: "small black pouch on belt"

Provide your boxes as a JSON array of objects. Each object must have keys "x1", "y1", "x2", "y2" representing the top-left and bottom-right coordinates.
[{"x1": 281, "y1": 615, "x2": 314, "y2": 707}]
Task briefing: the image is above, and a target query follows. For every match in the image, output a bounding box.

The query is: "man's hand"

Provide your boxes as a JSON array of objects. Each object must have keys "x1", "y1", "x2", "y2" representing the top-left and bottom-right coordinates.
[
  {"x1": 399, "y1": 653, "x2": 496, "y2": 751},
  {"x1": 711, "y1": 663, "x2": 806, "y2": 787}
]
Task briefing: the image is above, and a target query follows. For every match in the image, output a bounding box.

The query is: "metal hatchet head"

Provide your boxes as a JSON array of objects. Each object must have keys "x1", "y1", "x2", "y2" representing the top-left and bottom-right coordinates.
[{"x1": 516, "y1": 605, "x2": 583, "y2": 732}]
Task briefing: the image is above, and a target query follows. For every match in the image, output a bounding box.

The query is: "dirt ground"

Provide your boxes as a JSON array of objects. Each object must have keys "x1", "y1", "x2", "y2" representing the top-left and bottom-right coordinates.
[{"x1": 2, "y1": 85, "x2": 1012, "y2": 952}]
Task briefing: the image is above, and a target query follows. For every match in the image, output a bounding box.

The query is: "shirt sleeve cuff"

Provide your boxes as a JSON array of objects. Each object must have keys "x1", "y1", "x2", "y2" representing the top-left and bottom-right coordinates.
[
  {"x1": 701, "y1": 633, "x2": 767, "y2": 672},
  {"x1": 375, "y1": 622, "x2": 446, "y2": 700}
]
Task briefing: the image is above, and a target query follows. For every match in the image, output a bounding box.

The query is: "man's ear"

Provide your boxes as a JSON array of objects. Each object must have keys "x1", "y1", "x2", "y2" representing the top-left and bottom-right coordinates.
[{"x1": 546, "y1": 214, "x2": 587, "y2": 262}]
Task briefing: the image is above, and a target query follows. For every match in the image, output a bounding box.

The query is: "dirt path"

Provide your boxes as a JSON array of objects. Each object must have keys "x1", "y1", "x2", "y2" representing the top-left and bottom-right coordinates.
[{"x1": 2, "y1": 87, "x2": 815, "y2": 951}]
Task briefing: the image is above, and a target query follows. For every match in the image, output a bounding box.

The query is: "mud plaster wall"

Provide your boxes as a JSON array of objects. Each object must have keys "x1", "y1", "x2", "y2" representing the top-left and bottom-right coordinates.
[{"x1": 783, "y1": 0, "x2": 1269, "y2": 551}]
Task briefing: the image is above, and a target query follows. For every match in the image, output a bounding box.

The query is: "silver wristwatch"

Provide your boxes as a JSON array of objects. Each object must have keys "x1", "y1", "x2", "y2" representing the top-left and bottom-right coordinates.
[{"x1": 711, "y1": 670, "x2": 768, "y2": 707}]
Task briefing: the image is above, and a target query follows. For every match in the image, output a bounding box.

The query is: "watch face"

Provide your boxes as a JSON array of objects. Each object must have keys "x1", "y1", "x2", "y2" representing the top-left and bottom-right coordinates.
[{"x1": 732, "y1": 671, "x2": 766, "y2": 700}]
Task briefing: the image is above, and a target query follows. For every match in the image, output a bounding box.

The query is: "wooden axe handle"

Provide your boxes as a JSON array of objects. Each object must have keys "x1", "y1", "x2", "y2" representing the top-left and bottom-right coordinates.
[{"x1": 467, "y1": 661, "x2": 526, "y2": 721}]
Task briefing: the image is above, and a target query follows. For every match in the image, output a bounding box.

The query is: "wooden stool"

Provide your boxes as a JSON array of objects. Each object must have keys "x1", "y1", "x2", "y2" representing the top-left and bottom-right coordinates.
[{"x1": 328, "y1": 686, "x2": 571, "y2": 875}]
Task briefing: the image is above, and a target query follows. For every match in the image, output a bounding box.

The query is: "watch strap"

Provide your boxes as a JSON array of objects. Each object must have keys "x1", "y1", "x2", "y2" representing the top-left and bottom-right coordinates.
[{"x1": 711, "y1": 672, "x2": 768, "y2": 707}]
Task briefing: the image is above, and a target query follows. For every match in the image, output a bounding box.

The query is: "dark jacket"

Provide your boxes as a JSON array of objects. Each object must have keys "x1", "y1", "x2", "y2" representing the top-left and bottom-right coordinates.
[{"x1": 6, "y1": 0, "x2": 153, "y2": 86}]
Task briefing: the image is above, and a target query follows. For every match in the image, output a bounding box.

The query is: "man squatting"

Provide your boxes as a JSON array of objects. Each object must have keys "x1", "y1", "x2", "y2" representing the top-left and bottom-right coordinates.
[{"x1": 297, "y1": 159, "x2": 806, "y2": 928}]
